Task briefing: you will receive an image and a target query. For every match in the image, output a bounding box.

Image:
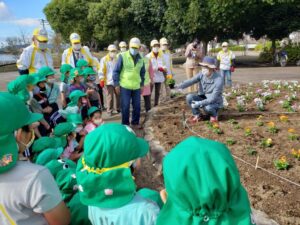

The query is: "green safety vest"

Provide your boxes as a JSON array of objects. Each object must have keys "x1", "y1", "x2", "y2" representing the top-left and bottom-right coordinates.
[
  {"x1": 120, "y1": 51, "x2": 144, "y2": 90},
  {"x1": 143, "y1": 57, "x2": 150, "y2": 86}
]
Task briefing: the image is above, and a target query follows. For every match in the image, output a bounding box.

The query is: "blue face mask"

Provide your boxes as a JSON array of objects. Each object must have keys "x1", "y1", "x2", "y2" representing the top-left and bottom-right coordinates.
[{"x1": 129, "y1": 48, "x2": 139, "y2": 56}]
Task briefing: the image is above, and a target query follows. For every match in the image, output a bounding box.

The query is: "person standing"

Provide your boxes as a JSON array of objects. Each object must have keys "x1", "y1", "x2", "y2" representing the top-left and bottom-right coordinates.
[
  {"x1": 185, "y1": 39, "x2": 202, "y2": 92},
  {"x1": 17, "y1": 28, "x2": 53, "y2": 75},
  {"x1": 113, "y1": 37, "x2": 145, "y2": 128},
  {"x1": 61, "y1": 33, "x2": 93, "y2": 68},
  {"x1": 147, "y1": 40, "x2": 166, "y2": 106},
  {"x1": 119, "y1": 41, "x2": 128, "y2": 53},
  {"x1": 99, "y1": 44, "x2": 120, "y2": 116},
  {"x1": 217, "y1": 42, "x2": 236, "y2": 87},
  {"x1": 160, "y1": 37, "x2": 173, "y2": 101}
]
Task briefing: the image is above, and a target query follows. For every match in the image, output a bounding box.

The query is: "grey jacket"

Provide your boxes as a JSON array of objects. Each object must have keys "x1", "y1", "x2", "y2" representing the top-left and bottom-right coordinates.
[{"x1": 179, "y1": 71, "x2": 224, "y2": 107}]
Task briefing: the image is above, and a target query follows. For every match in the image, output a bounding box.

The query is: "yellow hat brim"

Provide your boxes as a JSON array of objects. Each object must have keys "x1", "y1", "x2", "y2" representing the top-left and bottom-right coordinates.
[
  {"x1": 37, "y1": 36, "x2": 48, "y2": 42},
  {"x1": 71, "y1": 39, "x2": 81, "y2": 44},
  {"x1": 130, "y1": 43, "x2": 140, "y2": 49}
]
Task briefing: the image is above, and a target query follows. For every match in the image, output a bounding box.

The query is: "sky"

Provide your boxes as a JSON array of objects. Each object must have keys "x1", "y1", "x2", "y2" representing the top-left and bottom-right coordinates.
[{"x1": 0, "y1": 0, "x2": 51, "y2": 44}]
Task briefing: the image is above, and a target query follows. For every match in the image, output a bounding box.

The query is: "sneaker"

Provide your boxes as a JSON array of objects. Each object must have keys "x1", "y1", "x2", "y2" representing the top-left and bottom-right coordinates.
[
  {"x1": 188, "y1": 115, "x2": 203, "y2": 124},
  {"x1": 210, "y1": 116, "x2": 218, "y2": 123}
]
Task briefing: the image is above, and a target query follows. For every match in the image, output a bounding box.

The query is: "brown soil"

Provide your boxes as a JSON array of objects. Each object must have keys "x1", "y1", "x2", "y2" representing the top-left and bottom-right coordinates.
[{"x1": 144, "y1": 85, "x2": 300, "y2": 225}]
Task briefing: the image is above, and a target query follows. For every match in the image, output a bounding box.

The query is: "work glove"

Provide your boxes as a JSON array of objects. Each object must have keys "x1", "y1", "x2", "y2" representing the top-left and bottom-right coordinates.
[
  {"x1": 99, "y1": 79, "x2": 105, "y2": 88},
  {"x1": 158, "y1": 67, "x2": 165, "y2": 72},
  {"x1": 191, "y1": 101, "x2": 202, "y2": 109}
]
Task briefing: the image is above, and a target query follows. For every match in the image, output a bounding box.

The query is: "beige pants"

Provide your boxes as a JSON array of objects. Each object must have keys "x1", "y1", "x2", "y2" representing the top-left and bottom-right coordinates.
[
  {"x1": 106, "y1": 85, "x2": 120, "y2": 113},
  {"x1": 161, "y1": 81, "x2": 171, "y2": 101},
  {"x1": 185, "y1": 67, "x2": 199, "y2": 93}
]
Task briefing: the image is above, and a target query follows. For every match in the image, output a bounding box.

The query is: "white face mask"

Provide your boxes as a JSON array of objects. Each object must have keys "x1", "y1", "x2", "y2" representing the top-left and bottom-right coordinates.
[
  {"x1": 75, "y1": 126, "x2": 83, "y2": 133},
  {"x1": 162, "y1": 45, "x2": 168, "y2": 51},
  {"x1": 202, "y1": 68, "x2": 210, "y2": 76},
  {"x1": 38, "y1": 42, "x2": 47, "y2": 50},
  {"x1": 73, "y1": 43, "x2": 82, "y2": 51},
  {"x1": 109, "y1": 52, "x2": 116, "y2": 58},
  {"x1": 120, "y1": 47, "x2": 127, "y2": 52},
  {"x1": 222, "y1": 47, "x2": 228, "y2": 51},
  {"x1": 93, "y1": 119, "x2": 103, "y2": 126},
  {"x1": 47, "y1": 78, "x2": 56, "y2": 84},
  {"x1": 152, "y1": 47, "x2": 159, "y2": 53},
  {"x1": 79, "y1": 77, "x2": 85, "y2": 83}
]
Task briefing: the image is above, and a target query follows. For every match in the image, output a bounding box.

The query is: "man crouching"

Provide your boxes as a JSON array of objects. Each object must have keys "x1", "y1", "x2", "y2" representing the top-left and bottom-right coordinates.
[{"x1": 177, "y1": 56, "x2": 224, "y2": 123}]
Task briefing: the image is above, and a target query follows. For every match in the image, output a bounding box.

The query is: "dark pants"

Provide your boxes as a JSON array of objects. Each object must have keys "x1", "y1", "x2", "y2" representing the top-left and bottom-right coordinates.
[
  {"x1": 97, "y1": 84, "x2": 105, "y2": 109},
  {"x1": 151, "y1": 83, "x2": 162, "y2": 106},
  {"x1": 143, "y1": 95, "x2": 151, "y2": 112},
  {"x1": 120, "y1": 87, "x2": 141, "y2": 125},
  {"x1": 186, "y1": 94, "x2": 219, "y2": 117},
  {"x1": 90, "y1": 100, "x2": 100, "y2": 108}
]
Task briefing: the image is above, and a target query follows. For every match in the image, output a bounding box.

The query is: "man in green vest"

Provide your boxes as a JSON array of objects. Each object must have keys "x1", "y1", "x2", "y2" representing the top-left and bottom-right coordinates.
[{"x1": 113, "y1": 37, "x2": 145, "y2": 128}]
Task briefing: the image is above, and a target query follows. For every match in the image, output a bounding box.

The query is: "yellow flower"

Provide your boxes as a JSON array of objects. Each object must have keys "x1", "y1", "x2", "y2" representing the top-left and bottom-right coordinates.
[
  {"x1": 257, "y1": 115, "x2": 263, "y2": 120},
  {"x1": 267, "y1": 122, "x2": 275, "y2": 128},
  {"x1": 288, "y1": 128, "x2": 296, "y2": 133},
  {"x1": 279, "y1": 115, "x2": 288, "y2": 122},
  {"x1": 166, "y1": 75, "x2": 173, "y2": 80},
  {"x1": 279, "y1": 156, "x2": 287, "y2": 163},
  {"x1": 266, "y1": 138, "x2": 272, "y2": 145},
  {"x1": 212, "y1": 123, "x2": 219, "y2": 129},
  {"x1": 245, "y1": 128, "x2": 251, "y2": 132}
]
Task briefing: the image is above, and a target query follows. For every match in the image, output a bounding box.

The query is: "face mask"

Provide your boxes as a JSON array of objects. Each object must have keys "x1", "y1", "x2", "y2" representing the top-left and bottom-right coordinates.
[
  {"x1": 129, "y1": 48, "x2": 139, "y2": 56},
  {"x1": 38, "y1": 42, "x2": 47, "y2": 50},
  {"x1": 75, "y1": 126, "x2": 83, "y2": 133},
  {"x1": 109, "y1": 52, "x2": 116, "y2": 58},
  {"x1": 73, "y1": 43, "x2": 82, "y2": 51},
  {"x1": 222, "y1": 47, "x2": 228, "y2": 51},
  {"x1": 162, "y1": 45, "x2": 168, "y2": 51},
  {"x1": 79, "y1": 77, "x2": 85, "y2": 83},
  {"x1": 93, "y1": 119, "x2": 103, "y2": 126},
  {"x1": 47, "y1": 78, "x2": 56, "y2": 84},
  {"x1": 202, "y1": 68, "x2": 210, "y2": 76},
  {"x1": 88, "y1": 75, "x2": 96, "y2": 82},
  {"x1": 81, "y1": 98, "x2": 87, "y2": 105},
  {"x1": 120, "y1": 47, "x2": 127, "y2": 52},
  {"x1": 152, "y1": 47, "x2": 159, "y2": 53}
]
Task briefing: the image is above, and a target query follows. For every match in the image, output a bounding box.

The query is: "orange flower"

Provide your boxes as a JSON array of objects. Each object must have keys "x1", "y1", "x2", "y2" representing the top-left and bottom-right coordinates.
[
  {"x1": 279, "y1": 115, "x2": 288, "y2": 122},
  {"x1": 212, "y1": 123, "x2": 219, "y2": 129},
  {"x1": 166, "y1": 75, "x2": 173, "y2": 80},
  {"x1": 279, "y1": 156, "x2": 287, "y2": 163},
  {"x1": 267, "y1": 122, "x2": 275, "y2": 128},
  {"x1": 288, "y1": 128, "x2": 296, "y2": 133}
]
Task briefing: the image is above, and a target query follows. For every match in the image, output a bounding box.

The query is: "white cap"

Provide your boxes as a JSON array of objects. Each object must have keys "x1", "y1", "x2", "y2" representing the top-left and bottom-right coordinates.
[
  {"x1": 119, "y1": 41, "x2": 127, "y2": 48},
  {"x1": 159, "y1": 37, "x2": 168, "y2": 45},
  {"x1": 34, "y1": 28, "x2": 48, "y2": 42},
  {"x1": 108, "y1": 44, "x2": 117, "y2": 51},
  {"x1": 150, "y1": 39, "x2": 159, "y2": 47},
  {"x1": 70, "y1": 33, "x2": 81, "y2": 44},
  {"x1": 129, "y1": 37, "x2": 141, "y2": 48},
  {"x1": 222, "y1": 42, "x2": 229, "y2": 47}
]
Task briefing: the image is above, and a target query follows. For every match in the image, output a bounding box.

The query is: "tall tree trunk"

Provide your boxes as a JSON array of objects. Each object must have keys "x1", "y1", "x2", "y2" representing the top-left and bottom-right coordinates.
[
  {"x1": 271, "y1": 39, "x2": 276, "y2": 64},
  {"x1": 202, "y1": 41, "x2": 208, "y2": 56}
]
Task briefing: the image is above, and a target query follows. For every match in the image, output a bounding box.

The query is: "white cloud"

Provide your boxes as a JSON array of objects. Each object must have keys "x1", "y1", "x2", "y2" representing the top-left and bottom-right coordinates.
[
  {"x1": 0, "y1": 1, "x2": 12, "y2": 20},
  {"x1": 12, "y1": 18, "x2": 40, "y2": 27}
]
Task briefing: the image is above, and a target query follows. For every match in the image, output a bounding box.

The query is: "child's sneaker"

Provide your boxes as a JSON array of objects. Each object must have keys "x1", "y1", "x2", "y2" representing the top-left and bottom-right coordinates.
[{"x1": 210, "y1": 116, "x2": 218, "y2": 123}]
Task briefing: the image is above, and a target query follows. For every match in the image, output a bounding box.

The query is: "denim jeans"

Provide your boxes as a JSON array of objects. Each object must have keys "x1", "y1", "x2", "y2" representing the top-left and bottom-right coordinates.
[
  {"x1": 120, "y1": 87, "x2": 141, "y2": 125},
  {"x1": 220, "y1": 70, "x2": 232, "y2": 87},
  {"x1": 186, "y1": 94, "x2": 219, "y2": 117}
]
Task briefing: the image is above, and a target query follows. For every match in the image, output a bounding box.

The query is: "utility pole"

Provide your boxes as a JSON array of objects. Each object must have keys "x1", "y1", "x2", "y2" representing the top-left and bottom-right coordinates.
[{"x1": 40, "y1": 19, "x2": 48, "y2": 30}]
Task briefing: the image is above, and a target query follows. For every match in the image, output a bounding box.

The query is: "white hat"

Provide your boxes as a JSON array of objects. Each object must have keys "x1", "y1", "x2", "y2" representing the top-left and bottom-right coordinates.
[
  {"x1": 108, "y1": 44, "x2": 117, "y2": 51},
  {"x1": 70, "y1": 33, "x2": 81, "y2": 44},
  {"x1": 119, "y1": 41, "x2": 127, "y2": 48},
  {"x1": 150, "y1": 39, "x2": 159, "y2": 47},
  {"x1": 222, "y1": 42, "x2": 229, "y2": 47},
  {"x1": 129, "y1": 37, "x2": 141, "y2": 48},
  {"x1": 160, "y1": 37, "x2": 168, "y2": 45},
  {"x1": 34, "y1": 28, "x2": 48, "y2": 42}
]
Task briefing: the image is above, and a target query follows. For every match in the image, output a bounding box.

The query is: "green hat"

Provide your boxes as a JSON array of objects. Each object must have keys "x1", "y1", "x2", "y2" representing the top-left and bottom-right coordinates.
[
  {"x1": 35, "y1": 147, "x2": 64, "y2": 166},
  {"x1": 32, "y1": 137, "x2": 61, "y2": 153},
  {"x1": 0, "y1": 134, "x2": 19, "y2": 174},
  {"x1": 38, "y1": 66, "x2": 56, "y2": 77},
  {"x1": 69, "y1": 68, "x2": 84, "y2": 81},
  {"x1": 156, "y1": 137, "x2": 254, "y2": 225},
  {"x1": 76, "y1": 59, "x2": 88, "y2": 68},
  {"x1": 138, "y1": 188, "x2": 164, "y2": 209},
  {"x1": 53, "y1": 122, "x2": 76, "y2": 147},
  {"x1": 0, "y1": 92, "x2": 42, "y2": 136},
  {"x1": 88, "y1": 106, "x2": 101, "y2": 117},
  {"x1": 46, "y1": 159, "x2": 77, "y2": 178},
  {"x1": 83, "y1": 67, "x2": 96, "y2": 77},
  {"x1": 56, "y1": 168, "x2": 77, "y2": 202},
  {"x1": 60, "y1": 64, "x2": 73, "y2": 81},
  {"x1": 68, "y1": 193, "x2": 92, "y2": 225},
  {"x1": 76, "y1": 123, "x2": 149, "y2": 208},
  {"x1": 68, "y1": 90, "x2": 86, "y2": 107},
  {"x1": 67, "y1": 113, "x2": 83, "y2": 125}
]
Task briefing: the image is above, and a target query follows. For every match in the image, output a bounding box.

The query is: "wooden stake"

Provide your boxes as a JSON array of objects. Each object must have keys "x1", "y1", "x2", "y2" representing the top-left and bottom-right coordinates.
[
  {"x1": 182, "y1": 109, "x2": 186, "y2": 129},
  {"x1": 255, "y1": 155, "x2": 260, "y2": 170}
]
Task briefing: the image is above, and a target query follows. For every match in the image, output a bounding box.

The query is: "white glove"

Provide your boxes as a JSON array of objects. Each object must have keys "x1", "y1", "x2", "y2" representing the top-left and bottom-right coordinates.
[{"x1": 191, "y1": 101, "x2": 202, "y2": 109}]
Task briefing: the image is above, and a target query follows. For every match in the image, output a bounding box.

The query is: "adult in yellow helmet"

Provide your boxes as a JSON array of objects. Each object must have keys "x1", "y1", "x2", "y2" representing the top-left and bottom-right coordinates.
[
  {"x1": 17, "y1": 28, "x2": 53, "y2": 75},
  {"x1": 99, "y1": 44, "x2": 120, "y2": 116},
  {"x1": 160, "y1": 37, "x2": 173, "y2": 101},
  {"x1": 61, "y1": 33, "x2": 93, "y2": 68},
  {"x1": 113, "y1": 37, "x2": 145, "y2": 128}
]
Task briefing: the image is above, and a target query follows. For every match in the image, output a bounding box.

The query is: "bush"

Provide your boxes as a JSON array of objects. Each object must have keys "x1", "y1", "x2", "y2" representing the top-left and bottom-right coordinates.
[{"x1": 258, "y1": 45, "x2": 300, "y2": 64}]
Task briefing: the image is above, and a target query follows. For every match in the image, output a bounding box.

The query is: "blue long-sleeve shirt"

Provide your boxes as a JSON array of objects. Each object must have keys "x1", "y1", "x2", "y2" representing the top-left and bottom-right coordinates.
[
  {"x1": 178, "y1": 71, "x2": 224, "y2": 107},
  {"x1": 113, "y1": 53, "x2": 145, "y2": 88}
]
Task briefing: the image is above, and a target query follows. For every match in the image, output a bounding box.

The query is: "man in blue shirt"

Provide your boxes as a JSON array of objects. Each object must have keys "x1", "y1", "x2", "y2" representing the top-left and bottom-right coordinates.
[{"x1": 177, "y1": 56, "x2": 224, "y2": 123}]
